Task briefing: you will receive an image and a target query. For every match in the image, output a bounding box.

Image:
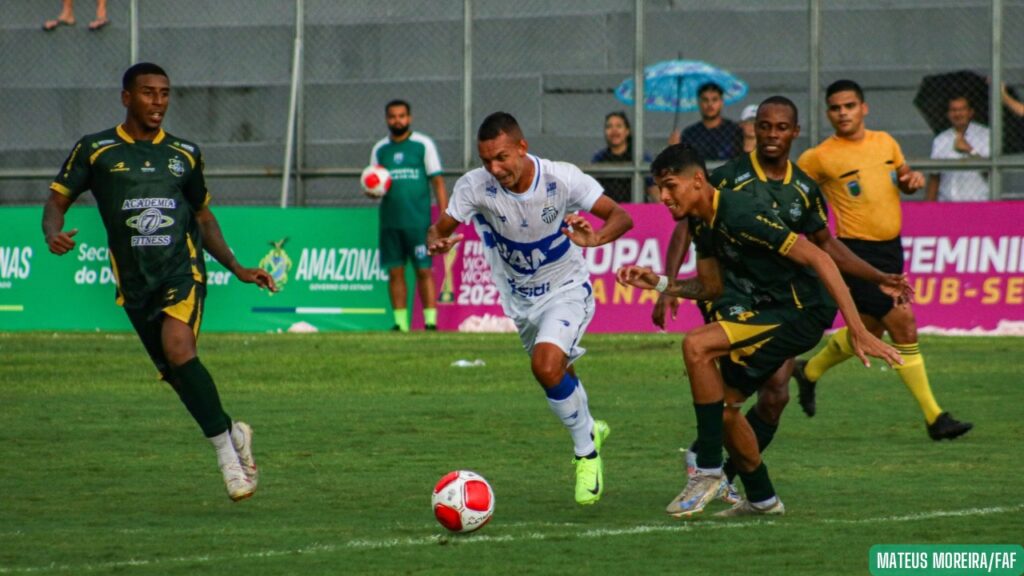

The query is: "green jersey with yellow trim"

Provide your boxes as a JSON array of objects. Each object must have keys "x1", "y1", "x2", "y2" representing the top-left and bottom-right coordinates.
[
  {"x1": 709, "y1": 151, "x2": 829, "y2": 236},
  {"x1": 693, "y1": 188, "x2": 833, "y2": 311},
  {"x1": 50, "y1": 125, "x2": 208, "y2": 305}
]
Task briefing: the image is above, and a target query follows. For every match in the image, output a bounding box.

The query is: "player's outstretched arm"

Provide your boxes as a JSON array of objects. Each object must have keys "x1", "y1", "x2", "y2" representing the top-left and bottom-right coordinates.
[
  {"x1": 42, "y1": 191, "x2": 78, "y2": 255},
  {"x1": 785, "y1": 236, "x2": 902, "y2": 368},
  {"x1": 808, "y1": 228, "x2": 913, "y2": 305},
  {"x1": 195, "y1": 206, "x2": 276, "y2": 292},
  {"x1": 427, "y1": 212, "x2": 464, "y2": 255},
  {"x1": 652, "y1": 219, "x2": 691, "y2": 329},
  {"x1": 563, "y1": 195, "x2": 633, "y2": 248},
  {"x1": 617, "y1": 256, "x2": 722, "y2": 302}
]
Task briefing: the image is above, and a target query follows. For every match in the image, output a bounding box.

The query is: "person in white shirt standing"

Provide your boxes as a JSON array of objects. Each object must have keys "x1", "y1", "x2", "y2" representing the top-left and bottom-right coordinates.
[
  {"x1": 926, "y1": 96, "x2": 991, "y2": 202},
  {"x1": 427, "y1": 112, "x2": 633, "y2": 506}
]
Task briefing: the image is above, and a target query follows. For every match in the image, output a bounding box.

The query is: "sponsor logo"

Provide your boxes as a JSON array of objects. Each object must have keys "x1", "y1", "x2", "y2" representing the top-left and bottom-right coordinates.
[
  {"x1": 795, "y1": 179, "x2": 810, "y2": 193},
  {"x1": 736, "y1": 171, "x2": 751, "y2": 182},
  {"x1": 110, "y1": 161, "x2": 130, "y2": 173},
  {"x1": 520, "y1": 217, "x2": 529, "y2": 228},
  {"x1": 173, "y1": 141, "x2": 195, "y2": 153},
  {"x1": 141, "y1": 160, "x2": 156, "y2": 173},
  {"x1": 546, "y1": 182, "x2": 557, "y2": 197},
  {"x1": 485, "y1": 184, "x2": 498, "y2": 198},
  {"x1": 258, "y1": 238, "x2": 293, "y2": 293},
  {"x1": 131, "y1": 236, "x2": 171, "y2": 247},
  {"x1": 92, "y1": 139, "x2": 115, "y2": 148},
  {"x1": 126, "y1": 207, "x2": 175, "y2": 236},
  {"x1": 847, "y1": 180, "x2": 862, "y2": 197},
  {"x1": 168, "y1": 157, "x2": 185, "y2": 177},
  {"x1": 122, "y1": 198, "x2": 176, "y2": 210}
]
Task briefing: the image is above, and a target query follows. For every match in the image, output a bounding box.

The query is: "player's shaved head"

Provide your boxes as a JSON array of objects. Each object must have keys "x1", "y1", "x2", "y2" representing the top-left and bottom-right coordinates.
[
  {"x1": 122, "y1": 62, "x2": 168, "y2": 91},
  {"x1": 478, "y1": 112, "x2": 524, "y2": 142},
  {"x1": 650, "y1": 144, "x2": 707, "y2": 180},
  {"x1": 758, "y1": 95, "x2": 799, "y2": 125}
]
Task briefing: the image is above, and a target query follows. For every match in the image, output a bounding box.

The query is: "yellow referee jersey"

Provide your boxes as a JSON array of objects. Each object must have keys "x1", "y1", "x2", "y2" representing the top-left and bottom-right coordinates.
[{"x1": 797, "y1": 130, "x2": 906, "y2": 241}]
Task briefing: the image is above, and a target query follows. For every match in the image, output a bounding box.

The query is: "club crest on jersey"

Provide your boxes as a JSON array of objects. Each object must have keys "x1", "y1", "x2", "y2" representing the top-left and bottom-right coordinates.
[
  {"x1": 393, "y1": 152, "x2": 404, "y2": 165},
  {"x1": 541, "y1": 205, "x2": 559, "y2": 224},
  {"x1": 168, "y1": 157, "x2": 185, "y2": 177},
  {"x1": 789, "y1": 201, "x2": 803, "y2": 221}
]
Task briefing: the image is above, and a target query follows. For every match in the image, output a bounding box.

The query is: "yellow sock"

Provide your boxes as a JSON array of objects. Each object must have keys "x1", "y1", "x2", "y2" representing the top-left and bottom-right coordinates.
[
  {"x1": 393, "y1": 309, "x2": 409, "y2": 332},
  {"x1": 804, "y1": 327, "x2": 855, "y2": 382},
  {"x1": 892, "y1": 343, "x2": 943, "y2": 424}
]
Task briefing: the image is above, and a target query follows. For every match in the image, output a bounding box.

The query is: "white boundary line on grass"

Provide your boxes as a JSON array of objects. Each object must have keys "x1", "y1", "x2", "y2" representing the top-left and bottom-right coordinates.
[{"x1": 1, "y1": 504, "x2": 1021, "y2": 574}]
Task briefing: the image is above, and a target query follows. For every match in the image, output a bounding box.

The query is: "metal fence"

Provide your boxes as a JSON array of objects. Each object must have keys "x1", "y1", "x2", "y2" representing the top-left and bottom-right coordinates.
[{"x1": 3, "y1": 0, "x2": 1023, "y2": 205}]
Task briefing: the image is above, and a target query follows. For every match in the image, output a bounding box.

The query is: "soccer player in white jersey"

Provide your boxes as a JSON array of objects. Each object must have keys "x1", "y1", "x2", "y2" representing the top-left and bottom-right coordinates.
[{"x1": 427, "y1": 112, "x2": 633, "y2": 505}]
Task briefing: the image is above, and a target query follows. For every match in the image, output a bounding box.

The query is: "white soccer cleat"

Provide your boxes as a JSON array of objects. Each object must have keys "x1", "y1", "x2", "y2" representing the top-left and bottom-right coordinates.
[
  {"x1": 231, "y1": 421, "x2": 259, "y2": 489},
  {"x1": 221, "y1": 461, "x2": 255, "y2": 502},
  {"x1": 721, "y1": 481, "x2": 741, "y2": 505},
  {"x1": 665, "y1": 469, "x2": 728, "y2": 518},
  {"x1": 714, "y1": 497, "x2": 786, "y2": 517}
]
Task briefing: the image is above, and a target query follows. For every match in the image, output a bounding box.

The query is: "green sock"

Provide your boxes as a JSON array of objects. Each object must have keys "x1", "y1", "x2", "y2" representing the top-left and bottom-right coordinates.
[
  {"x1": 693, "y1": 402, "x2": 724, "y2": 470},
  {"x1": 738, "y1": 462, "x2": 776, "y2": 504},
  {"x1": 393, "y1": 309, "x2": 409, "y2": 332},
  {"x1": 172, "y1": 357, "x2": 231, "y2": 438},
  {"x1": 423, "y1": 308, "x2": 437, "y2": 327}
]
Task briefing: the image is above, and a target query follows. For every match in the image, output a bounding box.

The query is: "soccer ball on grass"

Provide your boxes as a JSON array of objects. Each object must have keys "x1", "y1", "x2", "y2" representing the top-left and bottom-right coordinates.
[{"x1": 431, "y1": 470, "x2": 494, "y2": 533}]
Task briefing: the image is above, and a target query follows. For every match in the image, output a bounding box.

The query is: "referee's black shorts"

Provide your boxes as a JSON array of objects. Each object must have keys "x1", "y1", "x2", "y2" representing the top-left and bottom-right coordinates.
[{"x1": 839, "y1": 236, "x2": 903, "y2": 321}]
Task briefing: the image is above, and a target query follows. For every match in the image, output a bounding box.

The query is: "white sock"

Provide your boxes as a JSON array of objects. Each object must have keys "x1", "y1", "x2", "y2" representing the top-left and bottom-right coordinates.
[
  {"x1": 546, "y1": 381, "x2": 596, "y2": 457},
  {"x1": 696, "y1": 466, "x2": 724, "y2": 476},
  {"x1": 751, "y1": 495, "x2": 778, "y2": 509},
  {"x1": 209, "y1": 430, "x2": 239, "y2": 469}
]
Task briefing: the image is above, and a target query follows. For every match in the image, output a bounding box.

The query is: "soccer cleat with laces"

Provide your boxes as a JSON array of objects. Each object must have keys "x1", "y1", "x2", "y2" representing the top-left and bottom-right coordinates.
[
  {"x1": 715, "y1": 497, "x2": 786, "y2": 517},
  {"x1": 927, "y1": 412, "x2": 973, "y2": 441},
  {"x1": 793, "y1": 359, "x2": 817, "y2": 417},
  {"x1": 231, "y1": 421, "x2": 258, "y2": 488},
  {"x1": 665, "y1": 469, "x2": 728, "y2": 518},
  {"x1": 721, "y1": 481, "x2": 741, "y2": 505},
  {"x1": 221, "y1": 461, "x2": 255, "y2": 502},
  {"x1": 682, "y1": 447, "x2": 739, "y2": 505},
  {"x1": 574, "y1": 419, "x2": 610, "y2": 505}
]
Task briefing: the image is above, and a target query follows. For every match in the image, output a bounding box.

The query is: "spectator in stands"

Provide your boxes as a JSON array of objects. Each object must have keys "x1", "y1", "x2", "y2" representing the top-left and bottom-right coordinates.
[
  {"x1": 926, "y1": 96, "x2": 990, "y2": 202},
  {"x1": 668, "y1": 83, "x2": 743, "y2": 160},
  {"x1": 739, "y1": 104, "x2": 758, "y2": 154},
  {"x1": 591, "y1": 111, "x2": 657, "y2": 202},
  {"x1": 43, "y1": 0, "x2": 109, "y2": 31},
  {"x1": 1001, "y1": 83, "x2": 1024, "y2": 118},
  {"x1": 369, "y1": 99, "x2": 448, "y2": 332}
]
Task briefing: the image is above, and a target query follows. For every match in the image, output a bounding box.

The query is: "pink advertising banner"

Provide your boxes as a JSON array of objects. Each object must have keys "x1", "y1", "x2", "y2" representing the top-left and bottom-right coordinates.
[{"x1": 432, "y1": 202, "x2": 1024, "y2": 333}]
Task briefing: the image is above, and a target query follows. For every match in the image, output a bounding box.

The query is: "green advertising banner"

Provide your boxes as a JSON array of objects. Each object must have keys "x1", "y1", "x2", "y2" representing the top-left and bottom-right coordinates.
[{"x1": 0, "y1": 206, "x2": 393, "y2": 332}]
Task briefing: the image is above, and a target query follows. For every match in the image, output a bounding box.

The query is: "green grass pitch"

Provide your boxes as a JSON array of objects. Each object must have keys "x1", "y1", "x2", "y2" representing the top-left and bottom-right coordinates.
[{"x1": 1, "y1": 331, "x2": 1021, "y2": 575}]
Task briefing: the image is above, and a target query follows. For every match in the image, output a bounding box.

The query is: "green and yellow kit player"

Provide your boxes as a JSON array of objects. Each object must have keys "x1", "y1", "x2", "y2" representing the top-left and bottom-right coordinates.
[{"x1": 43, "y1": 63, "x2": 275, "y2": 502}]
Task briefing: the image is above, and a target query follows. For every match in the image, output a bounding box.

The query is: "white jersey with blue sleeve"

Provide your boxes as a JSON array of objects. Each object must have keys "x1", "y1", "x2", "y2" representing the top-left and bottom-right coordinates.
[{"x1": 446, "y1": 155, "x2": 604, "y2": 319}]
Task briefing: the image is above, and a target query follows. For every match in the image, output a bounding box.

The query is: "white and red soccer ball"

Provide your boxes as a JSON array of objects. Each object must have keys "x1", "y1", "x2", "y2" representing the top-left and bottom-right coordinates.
[
  {"x1": 431, "y1": 470, "x2": 494, "y2": 533},
  {"x1": 360, "y1": 165, "x2": 391, "y2": 198}
]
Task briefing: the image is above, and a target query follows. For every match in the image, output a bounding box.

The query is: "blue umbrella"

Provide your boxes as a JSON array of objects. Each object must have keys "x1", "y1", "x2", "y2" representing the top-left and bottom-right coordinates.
[{"x1": 615, "y1": 60, "x2": 748, "y2": 126}]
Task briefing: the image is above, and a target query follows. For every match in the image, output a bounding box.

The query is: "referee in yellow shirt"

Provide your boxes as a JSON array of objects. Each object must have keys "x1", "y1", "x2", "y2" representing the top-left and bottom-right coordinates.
[{"x1": 794, "y1": 80, "x2": 972, "y2": 440}]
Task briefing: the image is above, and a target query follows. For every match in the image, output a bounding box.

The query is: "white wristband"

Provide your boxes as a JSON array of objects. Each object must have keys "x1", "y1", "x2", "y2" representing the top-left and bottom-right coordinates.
[{"x1": 654, "y1": 275, "x2": 669, "y2": 293}]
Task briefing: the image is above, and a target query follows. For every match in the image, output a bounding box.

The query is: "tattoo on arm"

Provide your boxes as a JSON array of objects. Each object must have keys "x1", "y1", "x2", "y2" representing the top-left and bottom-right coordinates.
[{"x1": 664, "y1": 278, "x2": 715, "y2": 301}]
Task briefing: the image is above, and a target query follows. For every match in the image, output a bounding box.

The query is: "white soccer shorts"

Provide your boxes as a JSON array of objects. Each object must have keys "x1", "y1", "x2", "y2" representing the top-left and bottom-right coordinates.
[{"x1": 514, "y1": 282, "x2": 595, "y2": 365}]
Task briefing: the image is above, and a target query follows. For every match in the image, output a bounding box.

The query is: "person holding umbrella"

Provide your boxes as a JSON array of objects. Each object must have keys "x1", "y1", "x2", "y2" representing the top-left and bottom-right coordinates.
[
  {"x1": 794, "y1": 79, "x2": 973, "y2": 441},
  {"x1": 669, "y1": 83, "x2": 744, "y2": 161},
  {"x1": 926, "y1": 95, "x2": 990, "y2": 202}
]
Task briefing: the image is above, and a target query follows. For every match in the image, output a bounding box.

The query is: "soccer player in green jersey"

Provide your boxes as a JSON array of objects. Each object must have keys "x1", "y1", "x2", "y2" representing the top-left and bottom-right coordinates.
[
  {"x1": 619, "y1": 143, "x2": 902, "y2": 517},
  {"x1": 652, "y1": 97, "x2": 911, "y2": 502},
  {"x1": 369, "y1": 100, "x2": 449, "y2": 332},
  {"x1": 43, "y1": 62, "x2": 276, "y2": 502}
]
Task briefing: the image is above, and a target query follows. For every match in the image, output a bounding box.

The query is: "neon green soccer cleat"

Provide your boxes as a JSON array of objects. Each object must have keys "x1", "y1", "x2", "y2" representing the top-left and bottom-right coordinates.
[{"x1": 574, "y1": 420, "x2": 610, "y2": 505}]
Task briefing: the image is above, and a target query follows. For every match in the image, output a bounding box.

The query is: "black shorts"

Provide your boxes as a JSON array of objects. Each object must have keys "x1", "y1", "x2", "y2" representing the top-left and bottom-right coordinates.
[
  {"x1": 839, "y1": 236, "x2": 903, "y2": 321},
  {"x1": 712, "y1": 302, "x2": 837, "y2": 398},
  {"x1": 123, "y1": 276, "x2": 206, "y2": 379}
]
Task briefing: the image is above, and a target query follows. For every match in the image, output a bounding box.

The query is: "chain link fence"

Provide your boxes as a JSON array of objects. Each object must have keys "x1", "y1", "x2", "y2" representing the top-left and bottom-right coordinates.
[{"x1": 3, "y1": 0, "x2": 1023, "y2": 205}]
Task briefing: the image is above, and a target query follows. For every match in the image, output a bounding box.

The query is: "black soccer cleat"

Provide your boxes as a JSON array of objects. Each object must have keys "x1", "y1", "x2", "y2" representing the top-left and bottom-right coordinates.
[
  {"x1": 927, "y1": 412, "x2": 973, "y2": 441},
  {"x1": 792, "y1": 359, "x2": 817, "y2": 418}
]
